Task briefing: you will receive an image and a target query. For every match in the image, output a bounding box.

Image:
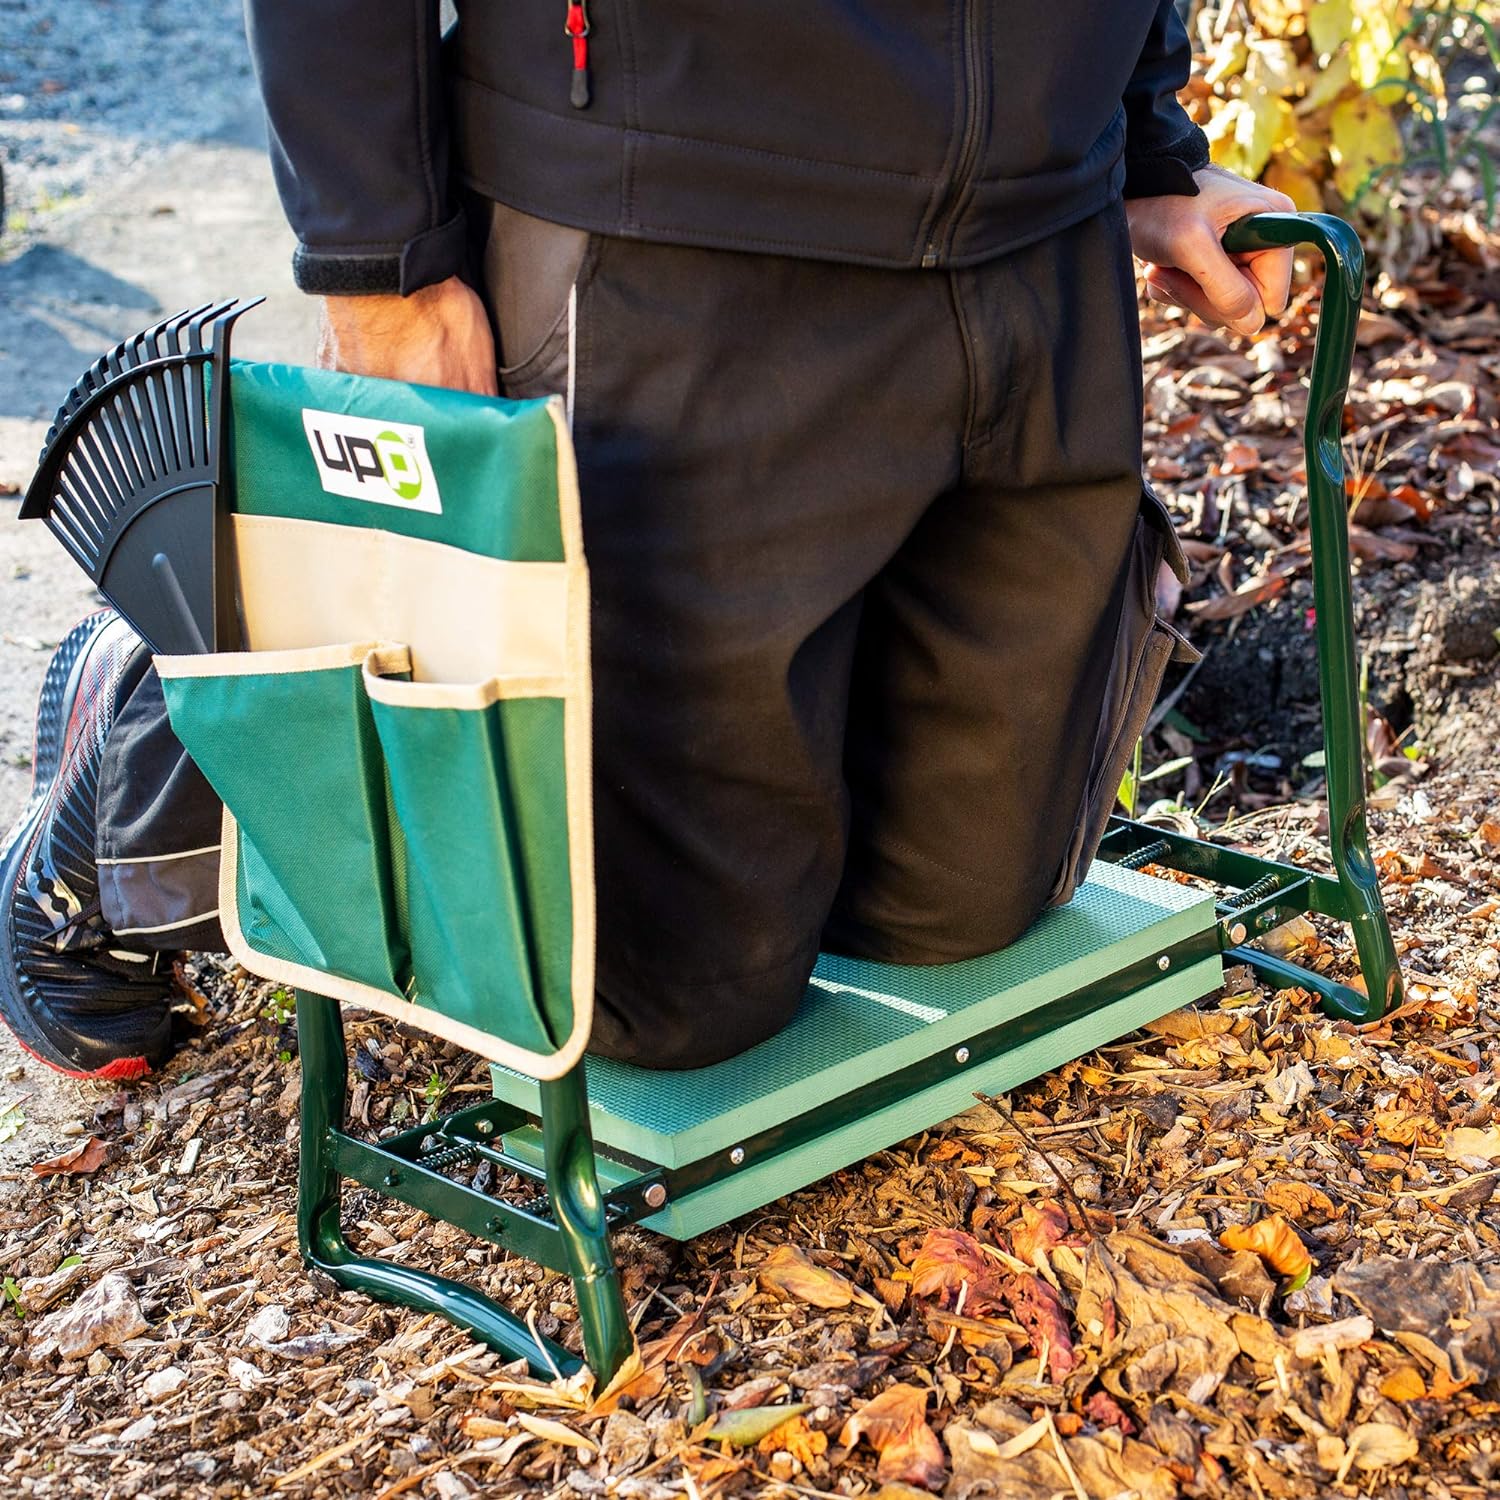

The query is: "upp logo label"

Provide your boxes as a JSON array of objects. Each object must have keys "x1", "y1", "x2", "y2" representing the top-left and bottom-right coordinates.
[{"x1": 301, "y1": 409, "x2": 443, "y2": 514}]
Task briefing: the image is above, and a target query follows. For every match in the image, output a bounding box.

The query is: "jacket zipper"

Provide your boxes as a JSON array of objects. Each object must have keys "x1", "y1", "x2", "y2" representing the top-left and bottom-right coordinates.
[
  {"x1": 922, "y1": 0, "x2": 985, "y2": 267},
  {"x1": 565, "y1": 0, "x2": 591, "y2": 108}
]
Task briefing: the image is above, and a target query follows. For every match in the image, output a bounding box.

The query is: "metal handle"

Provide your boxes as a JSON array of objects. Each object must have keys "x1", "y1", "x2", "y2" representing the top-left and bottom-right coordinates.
[{"x1": 1217, "y1": 212, "x2": 1401, "y2": 1021}]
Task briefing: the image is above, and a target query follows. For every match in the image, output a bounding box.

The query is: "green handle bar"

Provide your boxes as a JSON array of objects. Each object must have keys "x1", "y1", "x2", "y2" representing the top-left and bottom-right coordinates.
[{"x1": 1218, "y1": 211, "x2": 1401, "y2": 1021}]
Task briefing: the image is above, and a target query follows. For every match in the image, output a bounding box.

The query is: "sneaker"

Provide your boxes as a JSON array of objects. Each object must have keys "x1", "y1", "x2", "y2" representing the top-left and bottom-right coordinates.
[{"x1": 0, "y1": 611, "x2": 176, "y2": 1079}]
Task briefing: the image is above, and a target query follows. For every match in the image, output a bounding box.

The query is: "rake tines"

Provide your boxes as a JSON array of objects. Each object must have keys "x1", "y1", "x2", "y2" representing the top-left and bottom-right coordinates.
[{"x1": 20, "y1": 297, "x2": 262, "y2": 654}]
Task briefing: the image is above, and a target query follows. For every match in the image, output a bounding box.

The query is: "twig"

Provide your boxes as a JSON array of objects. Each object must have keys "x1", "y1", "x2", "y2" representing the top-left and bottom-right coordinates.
[{"x1": 979, "y1": 1094, "x2": 1092, "y2": 1233}]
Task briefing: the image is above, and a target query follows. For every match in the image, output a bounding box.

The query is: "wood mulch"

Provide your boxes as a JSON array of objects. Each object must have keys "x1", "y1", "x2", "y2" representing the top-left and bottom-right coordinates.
[{"x1": 1, "y1": 203, "x2": 1497, "y2": 1498}]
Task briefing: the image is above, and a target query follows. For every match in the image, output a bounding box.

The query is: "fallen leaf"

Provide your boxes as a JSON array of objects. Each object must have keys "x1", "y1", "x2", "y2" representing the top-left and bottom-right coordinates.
[
  {"x1": 1318, "y1": 1421, "x2": 1419, "y2": 1478},
  {"x1": 909, "y1": 1227, "x2": 1005, "y2": 1313},
  {"x1": 31, "y1": 1136, "x2": 109, "y2": 1178},
  {"x1": 1443, "y1": 1126, "x2": 1500, "y2": 1164},
  {"x1": 1002, "y1": 1272, "x2": 1076, "y2": 1381},
  {"x1": 1292, "y1": 1315, "x2": 1373, "y2": 1360},
  {"x1": 1220, "y1": 1215, "x2": 1312, "y2": 1288},
  {"x1": 1220, "y1": 437, "x2": 1260, "y2": 472},
  {"x1": 839, "y1": 1384, "x2": 946, "y2": 1491},
  {"x1": 513, "y1": 1412, "x2": 598, "y2": 1455},
  {"x1": 1184, "y1": 571, "x2": 1286, "y2": 620},
  {"x1": 1379, "y1": 1367, "x2": 1427, "y2": 1402},
  {"x1": 1262, "y1": 1180, "x2": 1337, "y2": 1223},
  {"x1": 757, "y1": 1414, "x2": 827, "y2": 1465},
  {"x1": 702, "y1": 1403, "x2": 812, "y2": 1448},
  {"x1": 758, "y1": 1245, "x2": 859, "y2": 1309},
  {"x1": 29, "y1": 1273, "x2": 147, "y2": 1360},
  {"x1": 1009, "y1": 1201, "x2": 1072, "y2": 1266}
]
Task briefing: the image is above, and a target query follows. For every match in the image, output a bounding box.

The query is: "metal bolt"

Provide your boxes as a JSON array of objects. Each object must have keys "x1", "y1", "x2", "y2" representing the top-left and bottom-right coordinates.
[
  {"x1": 487, "y1": 1216, "x2": 505, "y2": 1235},
  {"x1": 475, "y1": 1118, "x2": 496, "y2": 1136},
  {"x1": 383, "y1": 1169, "x2": 401, "y2": 1187},
  {"x1": 729, "y1": 1146, "x2": 745, "y2": 1166},
  {"x1": 1228, "y1": 922, "x2": 1248, "y2": 946},
  {"x1": 1157, "y1": 954, "x2": 1171, "y2": 971},
  {"x1": 954, "y1": 1046, "x2": 970, "y2": 1065},
  {"x1": 643, "y1": 1183, "x2": 668, "y2": 1209}
]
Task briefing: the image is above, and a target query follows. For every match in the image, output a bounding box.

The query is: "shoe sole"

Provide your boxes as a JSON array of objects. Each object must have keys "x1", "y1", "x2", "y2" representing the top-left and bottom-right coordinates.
[{"x1": 0, "y1": 614, "x2": 154, "y2": 1081}]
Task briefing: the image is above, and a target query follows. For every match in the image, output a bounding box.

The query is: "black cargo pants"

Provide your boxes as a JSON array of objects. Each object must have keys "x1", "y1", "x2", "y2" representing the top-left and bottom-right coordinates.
[{"x1": 97, "y1": 198, "x2": 1183, "y2": 1068}]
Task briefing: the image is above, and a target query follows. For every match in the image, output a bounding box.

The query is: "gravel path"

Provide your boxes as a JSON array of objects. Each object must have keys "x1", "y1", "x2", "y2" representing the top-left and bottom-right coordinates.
[{"x1": 0, "y1": 0, "x2": 314, "y2": 1168}]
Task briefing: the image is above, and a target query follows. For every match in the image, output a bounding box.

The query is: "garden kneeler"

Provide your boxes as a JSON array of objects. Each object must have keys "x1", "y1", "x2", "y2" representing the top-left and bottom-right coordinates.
[{"x1": 19, "y1": 212, "x2": 1401, "y2": 1388}]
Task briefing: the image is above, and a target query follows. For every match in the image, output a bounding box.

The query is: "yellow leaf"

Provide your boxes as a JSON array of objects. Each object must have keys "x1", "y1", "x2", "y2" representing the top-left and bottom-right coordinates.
[
  {"x1": 1307, "y1": 0, "x2": 1354, "y2": 57},
  {"x1": 1330, "y1": 93, "x2": 1403, "y2": 200},
  {"x1": 1205, "y1": 31, "x2": 1249, "y2": 87},
  {"x1": 1264, "y1": 157, "x2": 1324, "y2": 212},
  {"x1": 1299, "y1": 50, "x2": 1354, "y2": 114},
  {"x1": 1443, "y1": 1125, "x2": 1500, "y2": 1164},
  {"x1": 1342, "y1": 1421, "x2": 1419, "y2": 1473},
  {"x1": 1247, "y1": 0, "x2": 1309, "y2": 38},
  {"x1": 1349, "y1": 0, "x2": 1409, "y2": 96},
  {"x1": 1246, "y1": 38, "x2": 1303, "y2": 95},
  {"x1": 1220, "y1": 1214, "x2": 1313, "y2": 1285},
  {"x1": 1206, "y1": 89, "x2": 1291, "y2": 180}
]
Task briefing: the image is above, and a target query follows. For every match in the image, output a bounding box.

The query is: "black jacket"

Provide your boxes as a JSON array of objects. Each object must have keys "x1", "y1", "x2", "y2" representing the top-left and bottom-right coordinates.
[{"x1": 245, "y1": 1, "x2": 1209, "y2": 296}]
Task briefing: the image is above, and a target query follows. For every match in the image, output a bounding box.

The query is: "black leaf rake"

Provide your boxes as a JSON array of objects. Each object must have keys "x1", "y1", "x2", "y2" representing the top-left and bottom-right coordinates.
[{"x1": 19, "y1": 297, "x2": 263, "y2": 654}]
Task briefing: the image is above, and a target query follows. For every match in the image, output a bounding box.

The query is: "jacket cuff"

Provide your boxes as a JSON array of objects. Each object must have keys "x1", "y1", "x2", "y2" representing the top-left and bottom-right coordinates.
[
  {"x1": 1123, "y1": 125, "x2": 1211, "y2": 199},
  {"x1": 291, "y1": 212, "x2": 468, "y2": 297}
]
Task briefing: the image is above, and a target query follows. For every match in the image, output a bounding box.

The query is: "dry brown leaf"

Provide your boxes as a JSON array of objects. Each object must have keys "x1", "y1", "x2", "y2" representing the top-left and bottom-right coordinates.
[
  {"x1": 1379, "y1": 1367, "x2": 1428, "y2": 1402},
  {"x1": 31, "y1": 1136, "x2": 109, "y2": 1178},
  {"x1": 1443, "y1": 1125, "x2": 1500, "y2": 1164},
  {"x1": 839, "y1": 1384, "x2": 946, "y2": 1491},
  {"x1": 1009, "y1": 1201, "x2": 1072, "y2": 1266},
  {"x1": 1220, "y1": 437, "x2": 1261, "y2": 472},
  {"x1": 757, "y1": 1414, "x2": 828, "y2": 1465},
  {"x1": 1184, "y1": 571, "x2": 1286, "y2": 620},
  {"x1": 909, "y1": 1227, "x2": 1005, "y2": 1313},
  {"x1": 758, "y1": 1245, "x2": 858, "y2": 1309},
  {"x1": 1262, "y1": 1180, "x2": 1337, "y2": 1223},
  {"x1": 1219, "y1": 1214, "x2": 1312, "y2": 1286},
  {"x1": 1002, "y1": 1272, "x2": 1077, "y2": 1381}
]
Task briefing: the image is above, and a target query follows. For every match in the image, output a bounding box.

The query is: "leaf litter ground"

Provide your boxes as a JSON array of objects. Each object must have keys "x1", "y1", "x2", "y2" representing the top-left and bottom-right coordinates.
[{"x1": 1, "y1": 211, "x2": 1498, "y2": 1499}]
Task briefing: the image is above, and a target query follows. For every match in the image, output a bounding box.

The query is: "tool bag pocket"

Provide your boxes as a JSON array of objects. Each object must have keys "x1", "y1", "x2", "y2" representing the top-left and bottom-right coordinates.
[
  {"x1": 1049, "y1": 488, "x2": 1199, "y2": 908},
  {"x1": 362, "y1": 659, "x2": 579, "y2": 1059},
  {"x1": 156, "y1": 641, "x2": 411, "y2": 997}
]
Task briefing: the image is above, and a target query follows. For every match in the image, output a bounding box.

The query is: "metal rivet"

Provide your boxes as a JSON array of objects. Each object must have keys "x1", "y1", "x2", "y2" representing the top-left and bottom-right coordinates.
[
  {"x1": 1157, "y1": 954, "x2": 1171, "y2": 971},
  {"x1": 954, "y1": 1046, "x2": 970, "y2": 1065},
  {"x1": 383, "y1": 1169, "x2": 400, "y2": 1187},
  {"x1": 487, "y1": 1216, "x2": 505, "y2": 1235},
  {"x1": 729, "y1": 1146, "x2": 745, "y2": 1166},
  {"x1": 475, "y1": 1118, "x2": 496, "y2": 1136},
  {"x1": 643, "y1": 1183, "x2": 668, "y2": 1209},
  {"x1": 1228, "y1": 922, "x2": 1248, "y2": 946}
]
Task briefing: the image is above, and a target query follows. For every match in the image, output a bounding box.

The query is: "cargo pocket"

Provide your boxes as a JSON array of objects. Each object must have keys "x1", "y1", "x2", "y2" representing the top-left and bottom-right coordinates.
[
  {"x1": 1049, "y1": 487, "x2": 1199, "y2": 908},
  {"x1": 156, "y1": 642, "x2": 411, "y2": 995},
  {"x1": 362, "y1": 659, "x2": 577, "y2": 1057}
]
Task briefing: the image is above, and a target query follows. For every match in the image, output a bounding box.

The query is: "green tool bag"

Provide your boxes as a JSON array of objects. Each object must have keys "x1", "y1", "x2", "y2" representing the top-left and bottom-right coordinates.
[{"x1": 156, "y1": 363, "x2": 594, "y2": 1079}]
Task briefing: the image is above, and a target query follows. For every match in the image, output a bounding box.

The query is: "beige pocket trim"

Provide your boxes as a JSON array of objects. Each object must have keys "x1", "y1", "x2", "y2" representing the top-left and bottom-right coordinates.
[
  {"x1": 231, "y1": 515, "x2": 570, "y2": 685},
  {"x1": 157, "y1": 640, "x2": 410, "y2": 681}
]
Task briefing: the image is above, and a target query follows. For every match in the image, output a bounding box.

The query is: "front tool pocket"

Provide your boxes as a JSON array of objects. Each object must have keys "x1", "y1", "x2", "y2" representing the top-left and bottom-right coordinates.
[
  {"x1": 156, "y1": 642, "x2": 411, "y2": 995},
  {"x1": 1049, "y1": 488, "x2": 1198, "y2": 908},
  {"x1": 362, "y1": 662, "x2": 581, "y2": 1061}
]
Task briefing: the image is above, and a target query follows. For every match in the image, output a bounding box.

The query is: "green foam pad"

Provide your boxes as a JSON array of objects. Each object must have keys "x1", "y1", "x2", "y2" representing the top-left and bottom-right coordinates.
[
  {"x1": 500, "y1": 954, "x2": 1219, "y2": 1238},
  {"x1": 492, "y1": 862, "x2": 1219, "y2": 1193}
]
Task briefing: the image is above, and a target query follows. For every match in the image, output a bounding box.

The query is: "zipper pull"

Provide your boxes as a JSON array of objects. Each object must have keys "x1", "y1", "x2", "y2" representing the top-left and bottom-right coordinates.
[{"x1": 565, "y1": 0, "x2": 591, "y2": 109}]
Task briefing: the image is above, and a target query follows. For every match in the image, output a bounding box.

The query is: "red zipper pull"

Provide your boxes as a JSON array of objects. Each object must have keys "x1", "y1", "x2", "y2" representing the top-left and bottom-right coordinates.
[{"x1": 565, "y1": 0, "x2": 591, "y2": 109}]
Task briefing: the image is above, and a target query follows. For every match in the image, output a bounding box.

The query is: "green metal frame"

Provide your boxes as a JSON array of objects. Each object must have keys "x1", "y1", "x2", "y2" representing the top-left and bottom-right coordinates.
[{"x1": 293, "y1": 211, "x2": 1404, "y2": 1385}]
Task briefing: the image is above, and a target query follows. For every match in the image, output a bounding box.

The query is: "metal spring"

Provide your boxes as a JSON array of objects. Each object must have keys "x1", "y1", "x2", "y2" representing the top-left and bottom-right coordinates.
[
  {"x1": 1120, "y1": 839, "x2": 1171, "y2": 870},
  {"x1": 415, "y1": 1142, "x2": 481, "y2": 1171},
  {"x1": 1220, "y1": 873, "x2": 1280, "y2": 911}
]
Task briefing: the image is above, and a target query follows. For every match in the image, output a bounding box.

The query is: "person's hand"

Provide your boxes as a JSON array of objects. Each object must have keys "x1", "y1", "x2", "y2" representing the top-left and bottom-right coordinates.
[
  {"x1": 1126, "y1": 164, "x2": 1297, "y2": 336},
  {"x1": 316, "y1": 276, "x2": 498, "y2": 396}
]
